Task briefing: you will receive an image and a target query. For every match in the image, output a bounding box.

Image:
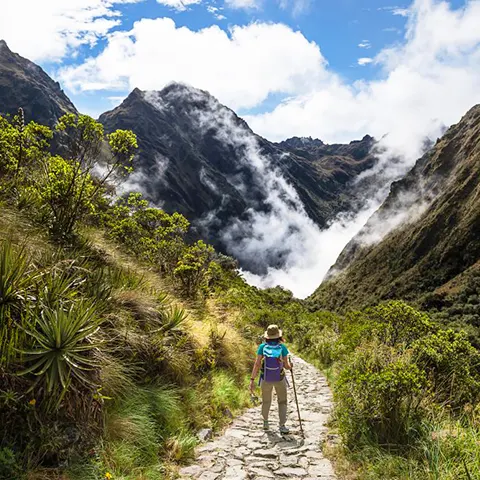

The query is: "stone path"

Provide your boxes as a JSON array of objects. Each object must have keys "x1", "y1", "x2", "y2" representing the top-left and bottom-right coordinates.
[{"x1": 179, "y1": 355, "x2": 336, "y2": 480}]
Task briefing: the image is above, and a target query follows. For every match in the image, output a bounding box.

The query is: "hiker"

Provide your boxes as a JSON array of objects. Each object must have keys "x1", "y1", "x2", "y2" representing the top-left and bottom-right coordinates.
[{"x1": 250, "y1": 324, "x2": 292, "y2": 434}]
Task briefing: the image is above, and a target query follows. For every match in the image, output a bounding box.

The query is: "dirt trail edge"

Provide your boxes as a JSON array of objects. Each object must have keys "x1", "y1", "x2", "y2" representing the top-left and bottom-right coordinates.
[{"x1": 179, "y1": 355, "x2": 337, "y2": 480}]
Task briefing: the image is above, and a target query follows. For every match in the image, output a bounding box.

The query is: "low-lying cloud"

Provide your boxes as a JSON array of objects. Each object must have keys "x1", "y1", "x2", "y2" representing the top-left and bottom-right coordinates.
[{"x1": 22, "y1": 0, "x2": 480, "y2": 297}]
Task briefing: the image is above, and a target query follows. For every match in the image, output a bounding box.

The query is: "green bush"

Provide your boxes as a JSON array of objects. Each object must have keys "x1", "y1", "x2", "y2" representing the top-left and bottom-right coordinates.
[
  {"x1": 362, "y1": 301, "x2": 434, "y2": 348},
  {"x1": 0, "y1": 447, "x2": 21, "y2": 480},
  {"x1": 335, "y1": 341, "x2": 428, "y2": 447},
  {"x1": 413, "y1": 329, "x2": 480, "y2": 409}
]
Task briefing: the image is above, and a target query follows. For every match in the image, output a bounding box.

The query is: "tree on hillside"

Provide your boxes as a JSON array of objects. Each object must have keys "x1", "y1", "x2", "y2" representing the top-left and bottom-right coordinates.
[{"x1": 38, "y1": 114, "x2": 138, "y2": 239}]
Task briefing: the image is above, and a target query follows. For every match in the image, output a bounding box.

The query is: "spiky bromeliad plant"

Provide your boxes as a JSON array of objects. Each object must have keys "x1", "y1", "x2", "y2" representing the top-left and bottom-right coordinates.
[
  {"x1": 19, "y1": 301, "x2": 103, "y2": 404},
  {"x1": 0, "y1": 240, "x2": 31, "y2": 366}
]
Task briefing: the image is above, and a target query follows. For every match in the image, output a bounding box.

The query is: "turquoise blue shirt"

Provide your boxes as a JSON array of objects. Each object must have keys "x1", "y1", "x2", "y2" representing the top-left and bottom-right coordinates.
[{"x1": 257, "y1": 343, "x2": 289, "y2": 357}]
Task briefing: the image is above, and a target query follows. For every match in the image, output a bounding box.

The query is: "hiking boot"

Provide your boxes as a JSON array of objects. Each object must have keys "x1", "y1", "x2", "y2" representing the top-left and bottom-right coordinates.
[
  {"x1": 263, "y1": 420, "x2": 269, "y2": 430},
  {"x1": 279, "y1": 425, "x2": 290, "y2": 435}
]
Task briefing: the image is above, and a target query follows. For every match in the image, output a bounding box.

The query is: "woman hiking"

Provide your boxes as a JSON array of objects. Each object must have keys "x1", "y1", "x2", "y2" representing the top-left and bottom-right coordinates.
[{"x1": 249, "y1": 324, "x2": 292, "y2": 434}]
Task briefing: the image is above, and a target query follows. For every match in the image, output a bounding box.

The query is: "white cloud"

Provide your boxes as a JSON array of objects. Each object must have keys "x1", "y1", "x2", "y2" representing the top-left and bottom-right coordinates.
[
  {"x1": 156, "y1": 0, "x2": 201, "y2": 11},
  {"x1": 378, "y1": 5, "x2": 411, "y2": 16},
  {"x1": 358, "y1": 40, "x2": 371, "y2": 49},
  {"x1": 225, "y1": 0, "x2": 260, "y2": 9},
  {"x1": 207, "y1": 5, "x2": 227, "y2": 20},
  {"x1": 392, "y1": 7, "x2": 410, "y2": 16},
  {"x1": 357, "y1": 57, "x2": 373, "y2": 65},
  {"x1": 58, "y1": 19, "x2": 327, "y2": 110},
  {"x1": 278, "y1": 0, "x2": 311, "y2": 16},
  {"x1": 248, "y1": 0, "x2": 480, "y2": 156},
  {"x1": 24, "y1": 0, "x2": 480, "y2": 296},
  {"x1": 0, "y1": 0, "x2": 142, "y2": 62}
]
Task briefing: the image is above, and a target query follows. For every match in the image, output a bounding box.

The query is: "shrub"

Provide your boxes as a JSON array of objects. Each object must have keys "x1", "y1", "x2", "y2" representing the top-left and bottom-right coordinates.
[
  {"x1": 412, "y1": 329, "x2": 480, "y2": 409},
  {"x1": 335, "y1": 341, "x2": 428, "y2": 447},
  {"x1": 35, "y1": 114, "x2": 137, "y2": 240},
  {"x1": 0, "y1": 447, "x2": 21, "y2": 480},
  {"x1": 174, "y1": 241, "x2": 215, "y2": 296},
  {"x1": 362, "y1": 301, "x2": 433, "y2": 348}
]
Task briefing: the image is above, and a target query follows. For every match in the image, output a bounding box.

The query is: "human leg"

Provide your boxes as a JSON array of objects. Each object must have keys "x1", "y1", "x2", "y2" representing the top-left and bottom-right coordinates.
[
  {"x1": 274, "y1": 379, "x2": 288, "y2": 427},
  {"x1": 261, "y1": 381, "x2": 274, "y2": 422}
]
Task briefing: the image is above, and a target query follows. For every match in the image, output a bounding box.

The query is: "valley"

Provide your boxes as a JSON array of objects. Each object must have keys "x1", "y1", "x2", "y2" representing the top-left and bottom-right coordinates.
[{"x1": 0, "y1": 34, "x2": 480, "y2": 480}]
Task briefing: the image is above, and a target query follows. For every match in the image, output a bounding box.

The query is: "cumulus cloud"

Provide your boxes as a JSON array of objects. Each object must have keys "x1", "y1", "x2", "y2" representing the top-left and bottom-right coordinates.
[
  {"x1": 357, "y1": 57, "x2": 374, "y2": 65},
  {"x1": 58, "y1": 19, "x2": 326, "y2": 110},
  {"x1": 0, "y1": 0, "x2": 142, "y2": 62},
  {"x1": 156, "y1": 0, "x2": 201, "y2": 10},
  {"x1": 21, "y1": 0, "x2": 480, "y2": 297}
]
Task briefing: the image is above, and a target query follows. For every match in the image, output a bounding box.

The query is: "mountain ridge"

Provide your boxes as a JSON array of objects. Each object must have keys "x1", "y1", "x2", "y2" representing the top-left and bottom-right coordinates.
[
  {"x1": 311, "y1": 104, "x2": 480, "y2": 319},
  {"x1": 99, "y1": 84, "x2": 378, "y2": 273},
  {"x1": 0, "y1": 40, "x2": 77, "y2": 125}
]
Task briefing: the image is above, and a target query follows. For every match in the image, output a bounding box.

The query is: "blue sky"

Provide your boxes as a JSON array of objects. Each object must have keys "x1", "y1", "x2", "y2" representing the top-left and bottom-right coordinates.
[
  {"x1": 56, "y1": 0, "x2": 413, "y2": 116},
  {"x1": 1, "y1": 0, "x2": 479, "y2": 147}
]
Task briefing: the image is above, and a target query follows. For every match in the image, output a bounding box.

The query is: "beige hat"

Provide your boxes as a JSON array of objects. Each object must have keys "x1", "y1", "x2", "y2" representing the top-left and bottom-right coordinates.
[{"x1": 264, "y1": 324, "x2": 283, "y2": 340}]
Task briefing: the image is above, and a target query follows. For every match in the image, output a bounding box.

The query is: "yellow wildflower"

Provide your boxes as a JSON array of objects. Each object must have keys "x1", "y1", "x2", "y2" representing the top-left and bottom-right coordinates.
[
  {"x1": 105, "y1": 473, "x2": 112, "y2": 479},
  {"x1": 29, "y1": 399, "x2": 36, "y2": 406}
]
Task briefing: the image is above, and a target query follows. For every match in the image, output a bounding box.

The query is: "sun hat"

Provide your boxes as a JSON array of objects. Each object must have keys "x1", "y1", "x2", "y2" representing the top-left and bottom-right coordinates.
[{"x1": 264, "y1": 324, "x2": 283, "y2": 340}]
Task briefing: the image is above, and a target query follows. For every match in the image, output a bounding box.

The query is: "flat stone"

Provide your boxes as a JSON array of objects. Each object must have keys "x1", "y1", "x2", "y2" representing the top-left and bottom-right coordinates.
[
  {"x1": 233, "y1": 446, "x2": 251, "y2": 459},
  {"x1": 255, "y1": 448, "x2": 278, "y2": 459},
  {"x1": 279, "y1": 454, "x2": 298, "y2": 467},
  {"x1": 198, "y1": 472, "x2": 220, "y2": 480},
  {"x1": 298, "y1": 456, "x2": 309, "y2": 468},
  {"x1": 247, "y1": 467, "x2": 275, "y2": 478},
  {"x1": 308, "y1": 461, "x2": 335, "y2": 476},
  {"x1": 224, "y1": 466, "x2": 248, "y2": 480},
  {"x1": 198, "y1": 428, "x2": 213, "y2": 442},
  {"x1": 179, "y1": 465, "x2": 203, "y2": 477},
  {"x1": 305, "y1": 450, "x2": 324, "y2": 459},
  {"x1": 275, "y1": 467, "x2": 308, "y2": 477},
  {"x1": 225, "y1": 428, "x2": 247, "y2": 439},
  {"x1": 227, "y1": 458, "x2": 245, "y2": 467}
]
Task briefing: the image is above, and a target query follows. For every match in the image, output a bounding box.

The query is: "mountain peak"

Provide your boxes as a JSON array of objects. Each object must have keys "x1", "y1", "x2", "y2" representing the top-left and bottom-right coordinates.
[
  {"x1": 0, "y1": 40, "x2": 77, "y2": 125},
  {"x1": 0, "y1": 39, "x2": 13, "y2": 56}
]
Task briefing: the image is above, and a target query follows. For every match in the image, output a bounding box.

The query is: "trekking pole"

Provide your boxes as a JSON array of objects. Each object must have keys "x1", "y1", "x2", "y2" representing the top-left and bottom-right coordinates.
[{"x1": 289, "y1": 356, "x2": 304, "y2": 437}]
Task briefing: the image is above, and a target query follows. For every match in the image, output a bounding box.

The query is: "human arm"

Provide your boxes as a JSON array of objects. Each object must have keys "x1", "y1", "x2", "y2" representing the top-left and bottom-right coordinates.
[
  {"x1": 283, "y1": 356, "x2": 292, "y2": 371},
  {"x1": 249, "y1": 355, "x2": 263, "y2": 392},
  {"x1": 281, "y1": 345, "x2": 292, "y2": 370}
]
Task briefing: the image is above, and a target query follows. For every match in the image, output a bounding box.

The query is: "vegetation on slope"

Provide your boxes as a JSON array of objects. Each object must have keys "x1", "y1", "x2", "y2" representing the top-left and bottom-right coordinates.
[
  {"x1": 0, "y1": 110, "x2": 254, "y2": 479},
  {"x1": 2, "y1": 106, "x2": 479, "y2": 480},
  {"x1": 211, "y1": 274, "x2": 480, "y2": 479},
  {"x1": 311, "y1": 104, "x2": 480, "y2": 345}
]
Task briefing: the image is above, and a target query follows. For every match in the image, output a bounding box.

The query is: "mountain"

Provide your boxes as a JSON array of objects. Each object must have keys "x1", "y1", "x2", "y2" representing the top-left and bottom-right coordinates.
[
  {"x1": 99, "y1": 84, "x2": 376, "y2": 271},
  {"x1": 311, "y1": 104, "x2": 480, "y2": 326},
  {"x1": 0, "y1": 40, "x2": 76, "y2": 125}
]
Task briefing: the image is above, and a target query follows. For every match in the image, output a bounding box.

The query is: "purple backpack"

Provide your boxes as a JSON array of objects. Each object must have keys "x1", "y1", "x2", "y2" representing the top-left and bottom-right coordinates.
[{"x1": 263, "y1": 344, "x2": 283, "y2": 382}]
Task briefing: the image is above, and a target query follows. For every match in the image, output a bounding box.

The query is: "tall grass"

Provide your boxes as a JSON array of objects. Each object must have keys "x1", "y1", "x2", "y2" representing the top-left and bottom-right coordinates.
[{"x1": 0, "y1": 240, "x2": 30, "y2": 365}]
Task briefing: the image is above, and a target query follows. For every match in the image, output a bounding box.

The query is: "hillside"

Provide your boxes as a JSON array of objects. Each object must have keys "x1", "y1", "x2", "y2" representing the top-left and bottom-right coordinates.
[
  {"x1": 99, "y1": 85, "x2": 376, "y2": 271},
  {"x1": 311, "y1": 104, "x2": 480, "y2": 331},
  {"x1": 0, "y1": 40, "x2": 77, "y2": 125}
]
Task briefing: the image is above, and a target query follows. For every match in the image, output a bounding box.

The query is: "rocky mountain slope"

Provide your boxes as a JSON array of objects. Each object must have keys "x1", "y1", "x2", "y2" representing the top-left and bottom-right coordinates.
[
  {"x1": 0, "y1": 42, "x2": 379, "y2": 275},
  {"x1": 99, "y1": 85, "x2": 376, "y2": 270},
  {"x1": 311, "y1": 105, "x2": 480, "y2": 320},
  {"x1": 0, "y1": 40, "x2": 76, "y2": 125}
]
